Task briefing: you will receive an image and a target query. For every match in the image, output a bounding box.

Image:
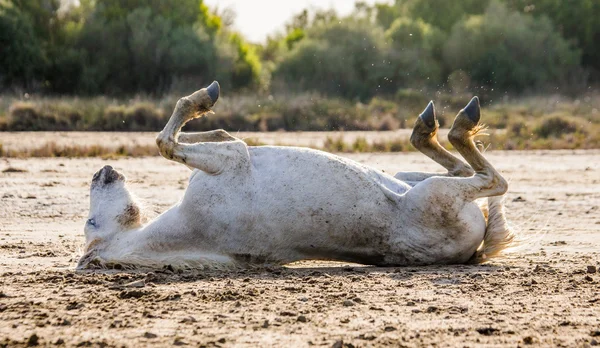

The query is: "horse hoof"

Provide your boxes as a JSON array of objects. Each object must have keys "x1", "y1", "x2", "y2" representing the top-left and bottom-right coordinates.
[
  {"x1": 462, "y1": 96, "x2": 480, "y2": 123},
  {"x1": 419, "y1": 101, "x2": 437, "y2": 128}
]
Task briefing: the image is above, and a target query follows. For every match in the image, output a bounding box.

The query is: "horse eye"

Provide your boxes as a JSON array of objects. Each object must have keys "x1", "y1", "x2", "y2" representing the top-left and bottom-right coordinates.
[{"x1": 87, "y1": 219, "x2": 96, "y2": 227}]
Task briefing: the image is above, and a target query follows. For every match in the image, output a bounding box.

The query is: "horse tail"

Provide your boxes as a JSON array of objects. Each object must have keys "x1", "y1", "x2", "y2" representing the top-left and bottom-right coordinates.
[{"x1": 469, "y1": 195, "x2": 515, "y2": 263}]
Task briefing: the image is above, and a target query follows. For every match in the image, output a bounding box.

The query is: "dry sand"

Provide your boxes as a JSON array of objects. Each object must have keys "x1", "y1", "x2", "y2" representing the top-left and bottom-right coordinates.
[{"x1": 1, "y1": 148, "x2": 599, "y2": 347}]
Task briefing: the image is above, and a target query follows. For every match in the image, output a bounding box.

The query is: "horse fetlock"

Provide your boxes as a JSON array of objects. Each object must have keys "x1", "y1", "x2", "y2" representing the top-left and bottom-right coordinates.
[
  {"x1": 175, "y1": 97, "x2": 199, "y2": 122},
  {"x1": 450, "y1": 163, "x2": 475, "y2": 177},
  {"x1": 410, "y1": 129, "x2": 433, "y2": 150},
  {"x1": 447, "y1": 126, "x2": 468, "y2": 147},
  {"x1": 186, "y1": 81, "x2": 220, "y2": 115}
]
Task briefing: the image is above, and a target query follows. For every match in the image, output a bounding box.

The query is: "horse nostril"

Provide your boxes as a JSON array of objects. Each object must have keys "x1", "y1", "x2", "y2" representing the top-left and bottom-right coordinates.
[{"x1": 92, "y1": 165, "x2": 123, "y2": 185}]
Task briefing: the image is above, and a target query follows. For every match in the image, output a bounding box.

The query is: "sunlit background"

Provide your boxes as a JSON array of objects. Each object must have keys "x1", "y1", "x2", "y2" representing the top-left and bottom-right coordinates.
[
  {"x1": 203, "y1": 0, "x2": 384, "y2": 42},
  {"x1": 1, "y1": 0, "x2": 599, "y2": 153}
]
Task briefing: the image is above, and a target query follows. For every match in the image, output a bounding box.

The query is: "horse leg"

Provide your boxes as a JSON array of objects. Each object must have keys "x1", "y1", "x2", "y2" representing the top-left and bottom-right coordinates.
[
  {"x1": 178, "y1": 129, "x2": 239, "y2": 144},
  {"x1": 395, "y1": 101, "x2": 474, "y2": 185},
  {"x1": 446, "y1": 97, "x2": 508, "y2": 200},
  {"x1": 156, "y1": 81, "x2": 250, "y2": 174},
  {"x1": 399, "y1": 98, "x2": 510, "y2": 263}
]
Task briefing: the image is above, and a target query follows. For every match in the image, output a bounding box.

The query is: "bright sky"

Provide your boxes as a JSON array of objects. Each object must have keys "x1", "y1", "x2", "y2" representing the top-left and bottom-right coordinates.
[{"x1": 204, "y1": 0, "x2": 387, "y2": 43}]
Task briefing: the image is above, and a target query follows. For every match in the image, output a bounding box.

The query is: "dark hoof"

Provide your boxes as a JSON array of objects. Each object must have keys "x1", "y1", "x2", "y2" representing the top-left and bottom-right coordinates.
[
  {"x1": 419, "y1": 101, "x2": 436, "y2": 128},
  {"x1": 462, "y1": 96, "x2": 480, "y2": 123},
  {"x1": 206, "y1": 81, "x2": 220, "y2": 105}
]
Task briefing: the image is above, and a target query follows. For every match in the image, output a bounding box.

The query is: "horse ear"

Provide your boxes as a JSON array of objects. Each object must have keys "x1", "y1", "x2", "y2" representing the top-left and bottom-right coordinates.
[
  {"x1": 117, "y1": 203, "x2": 141, "y2": 228},
  {"x1": 462, "y1": 96, "x2": 480, "y2": 123}
]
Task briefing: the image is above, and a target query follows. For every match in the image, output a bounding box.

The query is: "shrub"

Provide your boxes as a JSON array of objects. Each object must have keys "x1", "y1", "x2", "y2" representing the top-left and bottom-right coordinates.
[
  {"x1": 395, "y1": 89, "x2": 429, "y2": 109},
  {"x1": 100, "y1": 104, "x2": 166, "y2": 131},
  {"x1": 404, "y1": 0, "x2": 490, "y2": 32},
  {"x1": 323, "y1": 136, "x2": 349, "y2": 152},
  {"x1": 385, "y1": 18, "x2": 445, "y2": 86},
  {"x1": 8, "y1": 102, "x2": 73, "y2": 131},
  {"x1": 0, "y1": 4, "x2": 46, "y2": 90},
  {"x1": 273, "y1": 20, "x2": 389, "y2": 100},
  {"x1": 443, "y1": 1, "x2": 580, "y2": 92},
  {"x1": 534, "y1": 116, "x2": 585, "y2": 138},
  {"x1": 352, "y1": 137, "x2": 369, "y2": 152},
  {"x1": 0, "y1": 142, "x2": 158, "y2": 158}
]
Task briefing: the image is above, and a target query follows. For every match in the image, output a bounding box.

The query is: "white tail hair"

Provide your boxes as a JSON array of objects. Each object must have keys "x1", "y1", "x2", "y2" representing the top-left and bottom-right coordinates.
[{"x1": 470, "y1": 195, "x2": 516, "y2": 263}]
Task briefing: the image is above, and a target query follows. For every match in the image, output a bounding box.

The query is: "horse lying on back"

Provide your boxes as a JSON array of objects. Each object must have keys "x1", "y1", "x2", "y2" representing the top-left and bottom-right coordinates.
[{"x1": 77, "y1": 82, "x2": 514, "y2": 270}]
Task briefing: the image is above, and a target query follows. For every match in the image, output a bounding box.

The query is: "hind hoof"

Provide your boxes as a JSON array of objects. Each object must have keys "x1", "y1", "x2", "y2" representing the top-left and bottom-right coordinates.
[{"x1": 462, "y1": 96, "x2": 480, "y2": 123}]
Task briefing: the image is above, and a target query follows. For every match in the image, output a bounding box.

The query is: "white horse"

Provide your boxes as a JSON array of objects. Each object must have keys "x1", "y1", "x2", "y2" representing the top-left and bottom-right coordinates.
[{"x1": 77, "y1": 82, "x2": 514, "y2": 270}]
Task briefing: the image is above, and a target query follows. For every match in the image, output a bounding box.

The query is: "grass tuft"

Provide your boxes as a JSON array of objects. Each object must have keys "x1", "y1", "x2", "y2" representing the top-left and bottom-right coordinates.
[
  {"x1": 1, "y1": 91, "x2": 600, "y2": 154},
  {"x1": 0, "y1": 142, "x2": 158, "y2": 158}
]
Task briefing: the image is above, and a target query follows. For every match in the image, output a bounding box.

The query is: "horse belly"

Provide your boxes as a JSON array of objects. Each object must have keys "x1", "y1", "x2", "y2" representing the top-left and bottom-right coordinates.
[{"x1": 181, "y1": 147, "x2": 407, "y2": 263}]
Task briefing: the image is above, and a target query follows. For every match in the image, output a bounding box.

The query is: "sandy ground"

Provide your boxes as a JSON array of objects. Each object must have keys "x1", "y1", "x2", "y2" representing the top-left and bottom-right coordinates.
[{"x1": 1, "y1": 147, "x2": 599, "y2": 347}]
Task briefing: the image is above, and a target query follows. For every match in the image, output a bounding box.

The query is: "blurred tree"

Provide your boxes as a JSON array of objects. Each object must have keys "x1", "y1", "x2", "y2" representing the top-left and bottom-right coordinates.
[
  {"x1": 284, "y1": 28, "x2": 305, "y2": 50},
  {"x1": 273, "y1": 20, "x2": 389, "y2": 100},
  {"x1": 0, "y1": 0, "x2": 259, "y2": 95},
  {"x1": 0, "y1": 2, "x2": 47, "y2": 90},
  {"x1": 504, "y1": 0, "x2": 600, "y2": 75},
  {"x1": 374, "y1": 3, "x2": 400, "y2": 29},
  {"x1": 385, "y1": 17, "x2": 445, "y2": 87},
  {"x1": 285, "y1": 9, "x2": 309, "y2": 32},
  {"x1": 198, "y1": 0, "x2": 221, "y2": 36},
  {"x1": 1, "y1": 0, "x2": 597, "y2": 97},
  {"x1": 258, "y1": 36, "x2": 285, "y2": 63},
  {"x1": 443, "y1": 1, "x2": 580, "y2": 91},
  {"x1": 354, "y1": 1, "x2": 374, "y2": 20},
  {"x1": 96, "y1": 0, "x2": 200, "y2": 26},
  {"x1": 402, "y1": 0, "x2": 489, "y2": 32},
  {"x1": 228, "y1": 33, "x2": 261, "y2": 89},
  {"x1": 7, "y1": 0, "x2": 62, "y2": 43},
  {"x1": 75, "y1": 0, "x2": 258, "y2": 94},
  {"x1": 1, "y1": 0, "x2": 89, "y2": 93}
]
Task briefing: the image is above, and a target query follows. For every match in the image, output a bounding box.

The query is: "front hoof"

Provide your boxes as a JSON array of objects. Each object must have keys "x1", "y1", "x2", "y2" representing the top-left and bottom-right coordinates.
[
  {"x1": 206, "y1": 81, "x2": 220, "y2": 106},
  {"x1": 419, "y1": 101, "x2": 437, "y2": 129},
  {"x1": 186, "y1": 81, "x2": 221, "y2": 115}
]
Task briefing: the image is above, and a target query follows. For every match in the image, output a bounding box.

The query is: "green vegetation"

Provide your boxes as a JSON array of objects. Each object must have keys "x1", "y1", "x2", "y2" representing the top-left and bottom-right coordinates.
[
  {"x1": 0, "y1": 0, "x2": 261, "y2": 94},
  {"x1": 443, "y1": 2, "x2": 580, "y2": 92},
  {"x1": 1, "y1": 93, "x2": 598, "y2": 156},
  {"x1": 0, "y1": 142, "x2": 158, "y2": 158},
  {"x1": 2, "y1": 0, "x2": 598, "y2": 97},
  {"x1": 1, "y1": 0, "x2": 600, "y2": 152}
]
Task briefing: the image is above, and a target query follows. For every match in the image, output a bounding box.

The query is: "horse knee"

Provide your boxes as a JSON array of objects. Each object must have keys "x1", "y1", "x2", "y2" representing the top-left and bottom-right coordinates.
[
  {"x1": 156, "y1": 132, "x2": 176, "y2": 159},
  {"x1": 494, "y1": 174, "x2": 508, "y2": 196},
  {"x1": 476, "y1": 170, "x2": 508, "y2": 197}
]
